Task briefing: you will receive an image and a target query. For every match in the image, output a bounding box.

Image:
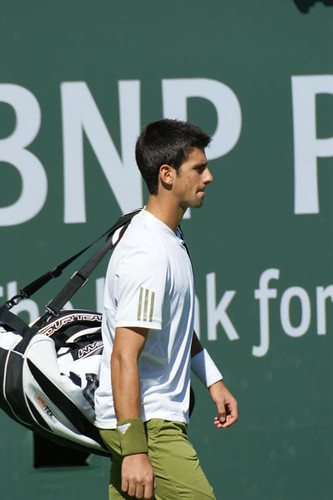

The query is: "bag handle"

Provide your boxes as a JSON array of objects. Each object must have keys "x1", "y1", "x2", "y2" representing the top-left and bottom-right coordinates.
[{"x1": 4, "y1": 209, "x2": 141, "y2": 314}]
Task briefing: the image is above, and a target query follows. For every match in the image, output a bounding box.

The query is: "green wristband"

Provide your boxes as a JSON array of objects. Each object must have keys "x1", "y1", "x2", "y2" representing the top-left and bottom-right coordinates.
[{"x1": 116, "y1": 418, "x2": 148, "y2": 456}]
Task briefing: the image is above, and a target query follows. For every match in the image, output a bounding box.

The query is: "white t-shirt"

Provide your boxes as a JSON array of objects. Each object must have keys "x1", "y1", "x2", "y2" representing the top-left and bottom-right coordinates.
[{"x1": 94, "y1": 209, "x2": 195, "y2": 429}]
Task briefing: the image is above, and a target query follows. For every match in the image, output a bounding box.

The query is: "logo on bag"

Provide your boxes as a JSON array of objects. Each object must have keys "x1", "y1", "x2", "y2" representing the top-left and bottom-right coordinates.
[
  {"x1": 77, "y1": 340, "x2": 103, "y2": 359},
  {"x1": 35, "y1": 394, "x2": 56, "y2": 421},
  {"x1": 39, "y1": 313, "x2": 102, "y2": 337}
]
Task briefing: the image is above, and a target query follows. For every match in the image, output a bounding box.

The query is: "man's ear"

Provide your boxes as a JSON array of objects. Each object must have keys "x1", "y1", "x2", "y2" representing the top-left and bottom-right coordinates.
[{"x1": 159, "y1": 164, "x2": 175, "y2": 187}]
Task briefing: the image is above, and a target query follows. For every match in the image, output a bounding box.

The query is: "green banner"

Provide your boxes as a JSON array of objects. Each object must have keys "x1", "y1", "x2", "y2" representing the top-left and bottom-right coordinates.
[{"x1": 0, "y1": 1, "x2": 332, "y2": 498}]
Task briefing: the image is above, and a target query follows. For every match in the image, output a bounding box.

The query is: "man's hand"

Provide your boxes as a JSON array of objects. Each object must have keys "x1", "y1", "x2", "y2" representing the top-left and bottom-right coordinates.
[
  {"x1": 209, "y1": 380, "x2": 238, "y2": 429},
  {"x1": 121, "y1": 453, "x2": 156, "y2": 499}
]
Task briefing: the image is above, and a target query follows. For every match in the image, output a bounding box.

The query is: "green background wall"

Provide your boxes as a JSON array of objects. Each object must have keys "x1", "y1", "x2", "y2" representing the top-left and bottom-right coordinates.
[{"x1": 0, "y1": 1, "x2": 332, "y2": 498}]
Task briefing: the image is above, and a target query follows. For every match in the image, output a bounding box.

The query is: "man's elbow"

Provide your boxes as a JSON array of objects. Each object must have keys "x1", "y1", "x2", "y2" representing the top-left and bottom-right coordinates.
[{"x1": 111, "y1": 349, "x2": 138, "y2": 371}]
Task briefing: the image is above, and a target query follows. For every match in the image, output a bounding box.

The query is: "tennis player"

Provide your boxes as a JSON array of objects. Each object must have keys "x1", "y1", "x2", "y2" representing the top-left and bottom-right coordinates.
[{"x1": 95, "y1": 119, "x2": 238, "y2": 499}]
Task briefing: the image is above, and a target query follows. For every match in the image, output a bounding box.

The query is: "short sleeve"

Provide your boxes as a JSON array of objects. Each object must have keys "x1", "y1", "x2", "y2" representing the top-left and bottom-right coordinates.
[{"x1": 114, "y1": 251, "x2": 167, "y2": 330}]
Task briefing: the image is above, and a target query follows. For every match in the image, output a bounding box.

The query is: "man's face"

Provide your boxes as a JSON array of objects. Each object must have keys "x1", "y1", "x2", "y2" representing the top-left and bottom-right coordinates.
[{"x1": 172, "y1": 148, "x2": 213, "y2": 210}]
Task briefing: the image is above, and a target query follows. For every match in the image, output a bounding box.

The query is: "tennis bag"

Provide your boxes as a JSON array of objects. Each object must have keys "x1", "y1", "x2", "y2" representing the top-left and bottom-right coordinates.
[
  {"x1": 0, "y1": 210, "x2": 140, "y2": 456},
  {"x1": 0, "y1": 308, "x2": 108, "y2": 455}
]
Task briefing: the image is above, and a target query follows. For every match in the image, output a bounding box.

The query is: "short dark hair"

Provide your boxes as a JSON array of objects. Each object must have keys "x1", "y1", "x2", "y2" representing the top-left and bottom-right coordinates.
[{"x1": 135, "y1": 119, "x2": 211, "y2": 195}]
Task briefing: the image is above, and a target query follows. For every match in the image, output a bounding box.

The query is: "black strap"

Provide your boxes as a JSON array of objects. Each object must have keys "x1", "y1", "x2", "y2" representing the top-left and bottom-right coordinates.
[
  {"x1": 44, "y1": 234, "x2": 120, "y2": 316},
  {"x1": 1, "y1": 209, "x2": 141, "y2": 336},
  {"x1": 0, "y1": 306, "x2": 35, "y2": 340},
  {"x1": 31, "y1": 211, "x2": 140, "y2": 331},
  {"x1": 5, "y1": 209, "x2": 141, "y2": 311}
]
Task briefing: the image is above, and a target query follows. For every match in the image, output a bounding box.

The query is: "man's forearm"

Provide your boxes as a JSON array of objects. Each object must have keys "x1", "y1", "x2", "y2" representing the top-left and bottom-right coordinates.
[
  {"x1": 111, "y1": 352, "x2": 142, "y2": 420},
  {"x1": 111, "y1": 326, "x2": 148, "y2": 421},
  {"x1": 111, "y1": 340, "x2": 155, "y2": 498}
]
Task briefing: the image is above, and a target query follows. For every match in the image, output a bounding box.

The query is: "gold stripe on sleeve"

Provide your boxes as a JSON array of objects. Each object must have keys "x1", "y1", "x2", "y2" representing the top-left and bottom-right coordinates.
[
  {"x1": 143, "y1": 288, "x2": 149, "y2": 322},
  {"x1": 149, "y1": 292, "x2": 155, "y2": 322},
  {"x1": 137, "y1": 287, "x2": 143, "y2": 320}
]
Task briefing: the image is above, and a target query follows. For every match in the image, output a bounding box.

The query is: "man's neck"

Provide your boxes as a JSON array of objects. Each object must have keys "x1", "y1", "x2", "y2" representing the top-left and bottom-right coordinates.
[{"x1": 145, "y1": 195, "x2": 185, "y2": 234}]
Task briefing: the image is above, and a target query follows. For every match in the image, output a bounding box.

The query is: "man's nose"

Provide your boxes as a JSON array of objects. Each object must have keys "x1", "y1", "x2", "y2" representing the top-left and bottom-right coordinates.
[{"x1": 204, "y1": 167, "x2": 213, "y2": 184}]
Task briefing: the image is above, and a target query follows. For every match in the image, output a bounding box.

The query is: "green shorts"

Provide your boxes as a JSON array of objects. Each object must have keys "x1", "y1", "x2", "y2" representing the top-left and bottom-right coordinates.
[{"x1": 99, "y1": 419, "x2": 216, "y2": 500}]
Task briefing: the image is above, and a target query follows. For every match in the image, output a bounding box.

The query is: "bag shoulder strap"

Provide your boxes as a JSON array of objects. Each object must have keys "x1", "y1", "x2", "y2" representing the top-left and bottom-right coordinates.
[
  {"x1": 5, "y1": 209, "x2": 141, "y2": 310},
  {"x1": 2, "y1": 209, "x2": 141, "y2": 334}
]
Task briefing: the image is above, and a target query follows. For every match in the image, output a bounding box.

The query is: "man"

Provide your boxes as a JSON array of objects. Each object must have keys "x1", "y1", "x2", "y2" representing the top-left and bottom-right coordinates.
[{"x1": 94, "y1": 119, "x2": 238, "y2": 499}]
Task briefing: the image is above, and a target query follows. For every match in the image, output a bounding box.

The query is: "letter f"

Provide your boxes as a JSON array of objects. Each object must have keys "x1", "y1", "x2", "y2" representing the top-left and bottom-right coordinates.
[{"x1": 253, "y1": 269, "x2": 280, "y2": 357}]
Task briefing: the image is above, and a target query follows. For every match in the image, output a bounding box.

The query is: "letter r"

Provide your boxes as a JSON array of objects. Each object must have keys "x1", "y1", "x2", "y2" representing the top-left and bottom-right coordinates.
[{"x1": 291, "y1": 75, "x2": 333, "y2": 214}]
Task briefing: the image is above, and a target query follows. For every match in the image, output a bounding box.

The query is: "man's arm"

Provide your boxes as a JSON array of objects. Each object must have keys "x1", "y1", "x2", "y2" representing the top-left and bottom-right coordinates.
[
  {"x1": 111, "y1": 326, "x2": 156, "y2": 500},
  {"x1": 191, "y1": 331, "x2": 238, "y2": 428}
]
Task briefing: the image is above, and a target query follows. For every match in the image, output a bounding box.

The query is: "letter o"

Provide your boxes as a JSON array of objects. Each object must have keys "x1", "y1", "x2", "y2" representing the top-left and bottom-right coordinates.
[{"x1": 280, "y1": 286, "x2": 311, "y2": 337}]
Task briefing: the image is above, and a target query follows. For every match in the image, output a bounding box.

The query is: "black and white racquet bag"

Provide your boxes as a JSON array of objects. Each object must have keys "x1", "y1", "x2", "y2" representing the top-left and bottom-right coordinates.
[
  {"x1": 0, "y1": 210, "x2": 140, "y2": 456},
  {"x1": 0, "y1": 308, "x2": 108, "y2": 455}
]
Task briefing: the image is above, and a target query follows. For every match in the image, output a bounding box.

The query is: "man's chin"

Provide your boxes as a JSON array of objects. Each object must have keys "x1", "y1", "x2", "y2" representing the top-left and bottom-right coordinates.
[
  {"x1": 190, "y1": 199, "x2": 204, "y2": 209},
  {"x1": 181, "y1": 197, "x2": 205, "y2": 211}
]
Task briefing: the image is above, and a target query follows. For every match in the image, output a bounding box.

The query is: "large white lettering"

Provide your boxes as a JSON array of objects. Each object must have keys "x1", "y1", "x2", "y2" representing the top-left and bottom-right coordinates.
[
  {"x1": 316, "y1": 285, "x2": 333, "y2": 335},
  {"x1": 162, "y1": 78, "x2": 242, "y2": 161},
  {"x1": 253, "y1": 268, "x2": 279, "y2": 357},
  {"x1": 2, "y1": 270, "x2": 331, "y2": 358},
  {"x1": 280, "y1": 286, "x2": 311, "y2": 337},
  {"x1": 0, "y1": 84, "x2": 47, "y2": 226},
  {"x1": 291, "y1": 75, "x2": 333, "y2": 214},
  {"x1": 0, "y1": 79, "x2": 243, "y2": 225},
  {"x1": 206, "y1": 272, "x2": 238, "y2": 341},
  {"x1": 61, "y1": 81, "x2": 142, "y2": 223}
]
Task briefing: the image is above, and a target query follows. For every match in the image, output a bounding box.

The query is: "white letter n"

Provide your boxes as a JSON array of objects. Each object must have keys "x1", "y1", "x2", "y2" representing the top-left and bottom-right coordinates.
[{"x1": 61, "y1": 81, "x2": 142, "y2": 223}]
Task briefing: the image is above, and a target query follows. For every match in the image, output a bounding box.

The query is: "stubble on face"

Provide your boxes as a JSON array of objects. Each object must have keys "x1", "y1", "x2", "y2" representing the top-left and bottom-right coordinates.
[{"x1": 175, "y1": 148, "x2": 213, "y2": 210}]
